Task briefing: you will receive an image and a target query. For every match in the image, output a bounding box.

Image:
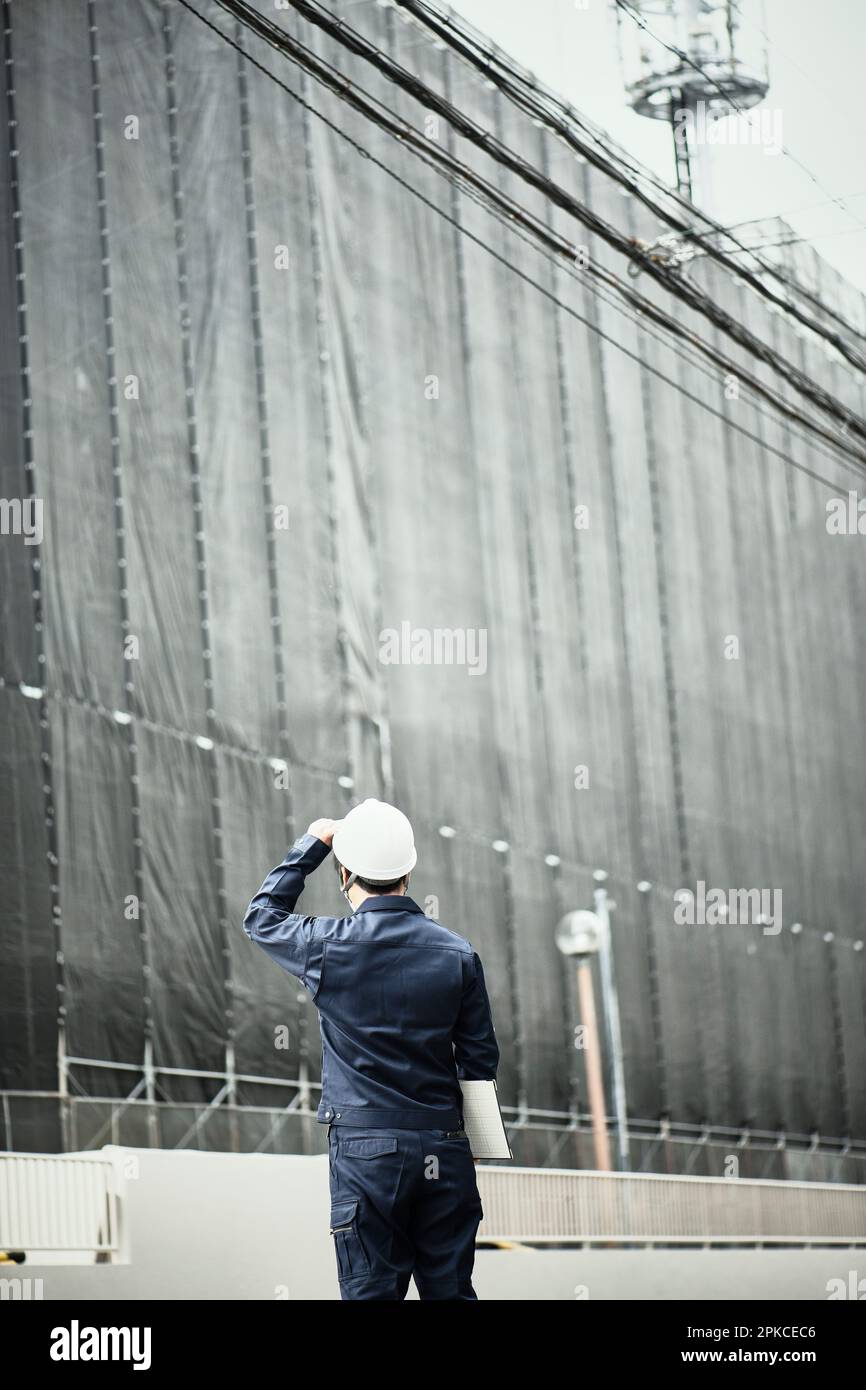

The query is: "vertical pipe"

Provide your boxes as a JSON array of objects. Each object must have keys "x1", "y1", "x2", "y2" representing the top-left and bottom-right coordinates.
[
  {"x1": 143, "y1": 1036, "x2": 159, "y2": 1150},
  {"x1": 595, "y1": 885, "x2": 631, "y2": 1171},
  {"x1": 576, "y1": 961, "x2": 611, "y2": 1171}
]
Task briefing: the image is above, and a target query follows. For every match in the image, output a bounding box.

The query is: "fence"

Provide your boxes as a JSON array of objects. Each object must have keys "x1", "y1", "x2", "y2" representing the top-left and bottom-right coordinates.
[
  {"x1": 4, "y1": 1077, "x2": 866, "y2": 1186},
  {"x1": 476, "y1": 1167, "x2": 866, "y2": 1245},
  {"x1": 2, "y1": 1148, "x2": 864, "y2": 1266},
  {"x1": 0, "y1": 1152, "x2": 118, "y2": 1259}
]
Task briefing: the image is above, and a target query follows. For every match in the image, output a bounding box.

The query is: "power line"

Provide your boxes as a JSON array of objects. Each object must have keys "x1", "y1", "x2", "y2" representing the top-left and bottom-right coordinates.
[
  {"x1": 213, "y1": 0, "x2": 866, "y2": 470},
  {"x1": 439, "y1": 131, "x2": 862, "y2": 479},
  {"x1": 383, "y1": 0, "x2": 866, "y2": 363},
  {"x1": 283, "y1": 11, "x2": 858, "y2": 482},
  {"x1": 723, "y1": 191, "x2": 866, "y2": 232},
  {"x1": 737, "y1": 226, "x2": 866, "y2": 249},
  {"x1": 215, "y1": 0, "x2": 866, "y2": 454},
  {"x1": 208, "y1": 0, "x2": 866, "y2": 476},
  {"x1": 451, "y1": 171, "x2": 862, "y2": 483},
  {"x1": 395, "y1": 0, "x2": 866, "y2": 357},
  {"x1": 173, "y1": 0, "x2": 863, "y2": 492},
  {"x1": 675, "y1": 224, "x2": 866, "y2": 347}
]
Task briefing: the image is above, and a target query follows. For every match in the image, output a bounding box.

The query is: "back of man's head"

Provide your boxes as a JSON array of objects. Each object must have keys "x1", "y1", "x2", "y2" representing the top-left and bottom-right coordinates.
[{"x1": 331, "y1": 799, "x2": 417, "y2": 903}]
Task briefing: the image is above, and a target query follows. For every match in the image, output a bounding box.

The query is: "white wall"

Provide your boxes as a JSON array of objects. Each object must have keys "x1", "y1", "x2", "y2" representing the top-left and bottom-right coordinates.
[{"x1": 10, "y1": 1148, "x2": 864, "y2": 1301}]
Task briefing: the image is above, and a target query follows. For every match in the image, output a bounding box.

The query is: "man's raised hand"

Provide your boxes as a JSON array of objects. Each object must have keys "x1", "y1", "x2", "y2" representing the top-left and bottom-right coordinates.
[{"x1": 306, "y1": 818, "x2": 341, "y2": 847}]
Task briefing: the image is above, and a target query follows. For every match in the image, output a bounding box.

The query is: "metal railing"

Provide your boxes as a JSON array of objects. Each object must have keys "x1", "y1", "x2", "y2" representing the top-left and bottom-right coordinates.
[
  {"x1": 475, "y1": 1166, "x2": 866, "y2": 1245},
  {"x1": 5, "y1": 1067, "x2": 866, "y2": 1185},
  {"x1": 3, "y1": 1147, "x2": 864, "y2": 1264},
  {"x1": 0, "y1": 1152, "x2": 118, "y2": 1258}
]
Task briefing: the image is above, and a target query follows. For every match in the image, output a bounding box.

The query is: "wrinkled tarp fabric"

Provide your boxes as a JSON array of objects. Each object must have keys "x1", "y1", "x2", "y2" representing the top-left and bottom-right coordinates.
[{"x1": 1, "y1": 0, "x2": 864, "y2": 1153}]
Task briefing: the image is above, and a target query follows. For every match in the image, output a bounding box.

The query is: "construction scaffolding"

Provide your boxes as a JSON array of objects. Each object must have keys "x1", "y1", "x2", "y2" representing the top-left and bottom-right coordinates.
[{"x1": 1, "y1": 0, "x2": 865, "y2": 1172}]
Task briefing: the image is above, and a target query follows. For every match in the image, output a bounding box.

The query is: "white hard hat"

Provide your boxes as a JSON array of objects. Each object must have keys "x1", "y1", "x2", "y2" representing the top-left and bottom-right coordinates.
[{"x1": 332, "y1": 798, "x2": 417, "y2": 882}]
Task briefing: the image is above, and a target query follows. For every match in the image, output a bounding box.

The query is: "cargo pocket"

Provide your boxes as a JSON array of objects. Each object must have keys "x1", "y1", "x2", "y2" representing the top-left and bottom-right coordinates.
[
  {"x1": 340, "y1": 1136, "x2": 398, "y2": 1160},
  {"x1": 329, "y1": 1198, "x2": 370, "y2": 1280}
]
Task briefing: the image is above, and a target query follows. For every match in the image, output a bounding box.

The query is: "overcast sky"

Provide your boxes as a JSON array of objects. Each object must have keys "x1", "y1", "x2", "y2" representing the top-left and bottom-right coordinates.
[{"x1": 448, "y1": 0, "x2": 866, "y2": 298}]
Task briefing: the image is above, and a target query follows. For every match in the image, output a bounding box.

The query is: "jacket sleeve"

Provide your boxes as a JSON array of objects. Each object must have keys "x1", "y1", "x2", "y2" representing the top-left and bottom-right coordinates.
[
  {"x1": 453, "y1": 950, "x2": 500, "y2": 1080},
  {"x1": 242, "y1": 833, "x2": 332, "y2": 981}
]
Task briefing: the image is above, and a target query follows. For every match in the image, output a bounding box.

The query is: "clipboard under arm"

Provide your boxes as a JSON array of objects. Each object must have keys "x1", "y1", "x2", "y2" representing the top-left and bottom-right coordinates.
[{"x1": 459, "y1": 1079, "x2": 513, "y2": 1160}]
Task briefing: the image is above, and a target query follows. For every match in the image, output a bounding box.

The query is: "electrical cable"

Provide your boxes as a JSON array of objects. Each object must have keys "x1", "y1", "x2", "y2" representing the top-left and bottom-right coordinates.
[
  {"x1": 413, "y1": 100, "x2": 862, "y2": 481},
  {"x1": 723, "y1": 191, "x2": 866, "y2": 232},
  {"x1": 173, "y1": 0, "x2": 865, "y2": 491},
  {"x1": 395, "y1": 0, "x2": 866, "y2": 357},
  {"x1": 209, "y1": 0, "x2": 866, "y2": 464},
  {"x1": 247, "y1": 0, "x2": 866, "y2": 440},
  {"x1": 452, "y1": 170, "x2": 862, "y2": 483}
]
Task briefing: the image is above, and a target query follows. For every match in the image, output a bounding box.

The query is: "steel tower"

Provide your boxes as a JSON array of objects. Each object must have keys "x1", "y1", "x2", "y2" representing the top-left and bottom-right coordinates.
[{"x1": 613, "y1": 0, "x2": 770, "y2": 207}]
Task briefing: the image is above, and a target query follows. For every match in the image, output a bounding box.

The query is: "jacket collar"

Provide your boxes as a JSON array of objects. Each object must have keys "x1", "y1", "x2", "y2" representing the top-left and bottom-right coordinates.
[{"x1": 353, "y1": 894, "x2": 425, "y2": 915}]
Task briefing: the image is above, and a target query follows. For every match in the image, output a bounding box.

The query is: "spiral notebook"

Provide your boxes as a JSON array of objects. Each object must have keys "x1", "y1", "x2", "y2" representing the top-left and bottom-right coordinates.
[{"x1": 459, "y1": 1079, "x2": 513, "y2": 1160}]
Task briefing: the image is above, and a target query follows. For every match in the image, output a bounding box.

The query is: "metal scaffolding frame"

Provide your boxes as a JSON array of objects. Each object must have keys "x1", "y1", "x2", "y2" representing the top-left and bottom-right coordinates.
[{"x1": 3, "y1": 1051, "x2": 864, "y2": 1185}]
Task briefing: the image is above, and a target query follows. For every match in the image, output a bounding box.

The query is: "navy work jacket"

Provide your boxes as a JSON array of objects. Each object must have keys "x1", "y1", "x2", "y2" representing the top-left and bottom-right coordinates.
[{"x1": 243, "y1": 833, "x2": 500, "y2": 1130}]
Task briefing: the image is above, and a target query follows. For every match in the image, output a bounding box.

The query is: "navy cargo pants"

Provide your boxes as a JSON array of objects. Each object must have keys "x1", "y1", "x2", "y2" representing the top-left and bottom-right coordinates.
[{"x1": 327, "y1": 1123, "x2": 484, "y2": 1300}]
